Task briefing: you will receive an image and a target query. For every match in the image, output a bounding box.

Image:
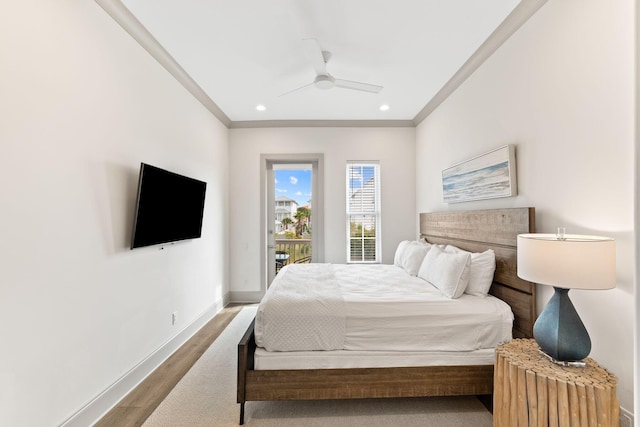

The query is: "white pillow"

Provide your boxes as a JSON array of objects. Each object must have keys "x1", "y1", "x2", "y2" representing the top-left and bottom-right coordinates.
[
  {"x1": 444, "y1": 245, "x2": 496, "y2": 297},
  {"x1": 393, "y1": 240, "x2": 411, "y2": 267},
  {"x1": 399, "y1": 241, "x2": 432, "y2": 276},
  {"x1": 418, "y1": 245, "x2": 471, "y2": 299}
]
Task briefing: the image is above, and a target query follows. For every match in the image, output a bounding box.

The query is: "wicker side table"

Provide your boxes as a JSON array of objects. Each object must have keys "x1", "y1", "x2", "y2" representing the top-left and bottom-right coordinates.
[{"x1": 494, "y1": 338, "x2": 619, "y2": 427}]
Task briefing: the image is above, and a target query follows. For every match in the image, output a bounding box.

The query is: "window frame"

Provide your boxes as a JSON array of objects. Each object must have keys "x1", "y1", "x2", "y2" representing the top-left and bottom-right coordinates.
[{"x1": 345, "y1": 161, "x2": 381, "y2": 263}]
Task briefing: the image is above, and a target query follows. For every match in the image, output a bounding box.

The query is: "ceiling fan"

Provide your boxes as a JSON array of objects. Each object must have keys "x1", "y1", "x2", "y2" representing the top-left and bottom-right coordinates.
[{"x1": 280, "y1": 39, "x2": 383, "y2": 97}]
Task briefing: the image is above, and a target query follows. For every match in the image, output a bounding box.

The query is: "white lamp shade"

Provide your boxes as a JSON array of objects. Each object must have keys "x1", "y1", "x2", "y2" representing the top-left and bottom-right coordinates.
[{"x1": 517, "y1": 234, "x2": 616, "y2": 290}]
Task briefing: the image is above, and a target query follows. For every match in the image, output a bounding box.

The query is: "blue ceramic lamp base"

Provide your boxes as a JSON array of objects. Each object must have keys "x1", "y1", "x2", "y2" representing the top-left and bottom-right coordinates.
[{"x1": 533, "y1": 287, "x2": 591, "y2": 367}]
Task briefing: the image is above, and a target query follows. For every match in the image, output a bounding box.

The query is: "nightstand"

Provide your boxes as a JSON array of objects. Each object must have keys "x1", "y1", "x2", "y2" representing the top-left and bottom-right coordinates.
[{"x1": 494, "y1": 338, "x2": 619, "y2": 427}]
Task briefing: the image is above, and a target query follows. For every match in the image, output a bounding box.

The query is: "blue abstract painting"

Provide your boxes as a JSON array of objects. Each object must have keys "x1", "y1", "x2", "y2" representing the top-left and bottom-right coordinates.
[{"x1": 442, "y1": 145, "x2": 517, "y2": 203}]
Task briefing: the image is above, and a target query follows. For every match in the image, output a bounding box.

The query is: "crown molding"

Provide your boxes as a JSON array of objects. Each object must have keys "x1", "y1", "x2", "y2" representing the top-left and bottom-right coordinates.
[
  {"x1": 95, "y1": 0, "x2": 231, "y2": 127},
  {"x1": 96, "y1": 0, "x2": 547, "y2": 129},
  {"x1": 229, "y1": 120, "x2": 415, "y2": 129},
  {"x1": 412, "y1": 0, "x2": 549, "y2": 125}
]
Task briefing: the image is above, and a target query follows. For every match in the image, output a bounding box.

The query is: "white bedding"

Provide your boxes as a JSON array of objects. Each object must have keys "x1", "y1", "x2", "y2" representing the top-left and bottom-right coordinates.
[
  {"x1": 254, "y1": 263, "x2": 345, "y2": 351},
  {"x1": 255, "y1": 263, "x2": 513, "y2": 353},
  {"x1": 254, "y1": 348, "x2": 497, "y2": 370}
]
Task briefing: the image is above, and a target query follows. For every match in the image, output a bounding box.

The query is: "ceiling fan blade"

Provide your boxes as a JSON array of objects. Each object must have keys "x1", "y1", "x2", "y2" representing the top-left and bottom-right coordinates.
[
  {"x1": 303, "y1": 38, "x2": 328, "y2": 76},
  {"x1": 334, "y1": 79, "x2": 383, "y2": 94},
  {"x1": 278, "y1": 81, "x2": 314, "y2": 97}
]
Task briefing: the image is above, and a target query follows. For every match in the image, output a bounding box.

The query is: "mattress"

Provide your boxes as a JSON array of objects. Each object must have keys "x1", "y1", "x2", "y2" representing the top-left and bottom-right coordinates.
[
  {"x1": 255, "y1": 263, "x2": 513, "y2": 353},
  {"x1": 254, "y1": 347, "x2": 498, "y2": 370}
]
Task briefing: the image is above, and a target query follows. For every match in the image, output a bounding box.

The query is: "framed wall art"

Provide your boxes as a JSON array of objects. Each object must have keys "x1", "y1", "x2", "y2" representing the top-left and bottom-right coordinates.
[{"x1": 442, "y1": 144, "x2": 517, "y2": 203}]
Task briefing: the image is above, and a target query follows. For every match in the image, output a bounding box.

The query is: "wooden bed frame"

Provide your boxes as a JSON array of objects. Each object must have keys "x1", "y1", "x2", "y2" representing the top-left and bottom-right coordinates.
[{"x1": 237, "y1": 207, "x2": 536, "y2": 424}]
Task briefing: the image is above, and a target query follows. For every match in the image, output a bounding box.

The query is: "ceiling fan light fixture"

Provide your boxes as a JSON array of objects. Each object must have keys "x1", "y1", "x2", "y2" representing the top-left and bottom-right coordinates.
[
  {"x1": 280, "y1": 39, "x2": 383, "y2": 97},
  {"x1": 379, "y1": 104, "x2": 390, "y2": 111},
  {"x1": 314, "y1": 74, "x2": 335, "y2": 90},
  {"x1": 256, "y1": 104, "x2": 266, "y2": 111}
]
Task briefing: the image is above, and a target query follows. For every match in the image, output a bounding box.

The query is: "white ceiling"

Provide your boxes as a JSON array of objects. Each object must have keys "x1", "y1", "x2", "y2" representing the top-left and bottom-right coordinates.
[{"x1": 119, "y1": 0, "x2": 522, "y2": 123}]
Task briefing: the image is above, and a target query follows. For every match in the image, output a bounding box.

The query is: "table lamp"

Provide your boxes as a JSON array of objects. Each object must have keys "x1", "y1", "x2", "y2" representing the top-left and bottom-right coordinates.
[{"x1": 517, "y1": 230, "x2": 615, "y2": 366}]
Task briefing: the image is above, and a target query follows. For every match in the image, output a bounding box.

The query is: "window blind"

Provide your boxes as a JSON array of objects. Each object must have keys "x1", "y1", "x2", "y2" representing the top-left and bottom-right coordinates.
[{"x1": 346, "y1": 162, "x2": 380, "y2": 262}]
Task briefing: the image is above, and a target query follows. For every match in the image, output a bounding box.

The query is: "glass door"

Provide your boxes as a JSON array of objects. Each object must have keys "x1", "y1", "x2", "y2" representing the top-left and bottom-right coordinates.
[
  {"x1": 269, "y1": 163, "x2": 312, "y2": 282},
  {"x1": 263, "y1": 155, "x2": 323, "y2": 290}
]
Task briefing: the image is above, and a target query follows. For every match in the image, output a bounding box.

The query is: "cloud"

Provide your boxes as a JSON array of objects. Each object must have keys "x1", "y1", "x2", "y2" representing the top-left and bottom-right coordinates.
[
  {"x1": 295, "y1": 191, "x2": 303, "y2": 196},
  {"x1": 290, "y1": 176, "x2": 298, "y2": 185},
  {"x1": 276, "y1": 188, "x2": 287, "y2": 193}
]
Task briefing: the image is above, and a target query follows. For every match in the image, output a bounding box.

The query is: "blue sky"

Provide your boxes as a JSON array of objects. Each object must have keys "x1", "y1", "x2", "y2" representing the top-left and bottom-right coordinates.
[{"x1": 275, "y1": 169, "x2": 312, "y2": 206}]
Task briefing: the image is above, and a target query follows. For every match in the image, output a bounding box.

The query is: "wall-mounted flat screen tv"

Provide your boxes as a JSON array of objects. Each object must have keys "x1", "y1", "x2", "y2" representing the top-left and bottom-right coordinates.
[{"x1": 130, "y1": 163, "x2": 207, "y2": 249}]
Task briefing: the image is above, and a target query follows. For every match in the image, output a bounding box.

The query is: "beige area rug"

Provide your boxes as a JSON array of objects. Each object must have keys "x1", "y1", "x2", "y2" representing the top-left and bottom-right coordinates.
[{"x1": 143, "y1": 306, "x2": 493, "y2": 427}]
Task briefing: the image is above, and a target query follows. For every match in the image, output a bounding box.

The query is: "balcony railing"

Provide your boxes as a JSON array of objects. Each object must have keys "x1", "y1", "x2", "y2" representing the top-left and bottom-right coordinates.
[{"x1": 275, "y1": 238, "x2": 312, "y2": 272}]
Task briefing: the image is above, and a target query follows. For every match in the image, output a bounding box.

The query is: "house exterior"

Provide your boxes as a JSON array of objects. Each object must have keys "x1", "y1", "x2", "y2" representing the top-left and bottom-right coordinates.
[{"x1": 275, "y1": 195, "x2": 298, "y2": 232}]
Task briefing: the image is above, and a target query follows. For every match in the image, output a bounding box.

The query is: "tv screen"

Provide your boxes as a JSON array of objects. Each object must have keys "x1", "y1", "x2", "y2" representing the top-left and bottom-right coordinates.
[{"x1": 130, "y1": 163, "x2": 207, "y2": 249}]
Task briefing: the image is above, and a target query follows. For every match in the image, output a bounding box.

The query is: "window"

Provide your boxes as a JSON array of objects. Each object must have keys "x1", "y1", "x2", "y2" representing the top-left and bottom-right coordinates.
[{"x1": 346, "y1": 162, "x2": 380, "y2": 263}]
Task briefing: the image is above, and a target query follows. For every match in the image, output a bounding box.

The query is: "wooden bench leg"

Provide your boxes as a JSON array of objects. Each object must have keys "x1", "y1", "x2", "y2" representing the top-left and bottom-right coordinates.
[{"x1": 239, "y1": 402, "x2": 245, "y2": 425}]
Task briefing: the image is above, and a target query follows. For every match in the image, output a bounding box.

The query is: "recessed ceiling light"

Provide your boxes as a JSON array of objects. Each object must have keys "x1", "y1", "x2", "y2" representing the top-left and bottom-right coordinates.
[
  {"x1": 379, "y1": 104, "x2": 390, "y2": 111},
  {"x1": 256, "y1": 104, "x2": 266, "y2": 111}
]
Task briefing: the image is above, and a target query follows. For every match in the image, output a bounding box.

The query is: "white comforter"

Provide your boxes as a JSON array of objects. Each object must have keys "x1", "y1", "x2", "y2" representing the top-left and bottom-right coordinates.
[{"x1": 255, "y1": 263, "x2": 513, "y2": 352}]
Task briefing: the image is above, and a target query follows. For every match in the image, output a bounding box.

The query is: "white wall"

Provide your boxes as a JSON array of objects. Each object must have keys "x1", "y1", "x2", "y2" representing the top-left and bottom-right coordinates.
[
  {"x1": 228, "y1": 127, "x2": 416, "y2": 296},
  {"x1": 416, "y1": 0, "x2": 635, "y2": 412},
  {"x1": 0, "y1": 1, "x2": 228, "y2": 426}
]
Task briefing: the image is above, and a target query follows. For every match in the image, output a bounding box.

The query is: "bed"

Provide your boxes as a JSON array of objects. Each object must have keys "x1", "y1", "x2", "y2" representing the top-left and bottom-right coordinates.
[{"x1": 237, "y1": 208, "x2": 536, "y2": 424}]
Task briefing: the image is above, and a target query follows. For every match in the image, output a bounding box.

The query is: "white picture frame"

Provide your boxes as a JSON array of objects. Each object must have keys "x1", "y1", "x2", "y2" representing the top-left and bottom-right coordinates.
[{"x1": 442, "y1": 145, "x2": 517, "y2": 203}]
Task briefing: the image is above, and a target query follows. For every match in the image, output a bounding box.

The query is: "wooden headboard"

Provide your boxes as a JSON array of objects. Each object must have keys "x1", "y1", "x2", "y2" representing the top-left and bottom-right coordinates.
[{"x1": 420, "y1": 208, "x2": 536, "y2": 338}]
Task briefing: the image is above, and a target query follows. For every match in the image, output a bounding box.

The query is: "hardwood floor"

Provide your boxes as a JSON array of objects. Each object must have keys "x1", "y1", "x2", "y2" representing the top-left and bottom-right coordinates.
[{"x1": 95, "y1": 304, "x2": 246, "y2": 427}]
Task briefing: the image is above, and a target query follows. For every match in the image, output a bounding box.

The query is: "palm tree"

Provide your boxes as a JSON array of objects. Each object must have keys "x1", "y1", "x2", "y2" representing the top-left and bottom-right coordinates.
[
  {"x1": 281, "y1": 217, "x2": 294, "y2": 231},
  {"x1": 293, "y1": 207, "x2": 311, "y2": 237}
]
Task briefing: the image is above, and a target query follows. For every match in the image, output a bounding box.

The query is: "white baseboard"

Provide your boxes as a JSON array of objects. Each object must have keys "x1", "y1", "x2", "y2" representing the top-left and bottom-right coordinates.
[
  {"x1": 58, "y1": 298, "x2": 226, "y2": 427},
  {"x1": 229, "y1": 290, "x2": 263, "y2": 303},
  {"x1": 619, "y1": 406, "x2": 634, "y2": 427}
]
